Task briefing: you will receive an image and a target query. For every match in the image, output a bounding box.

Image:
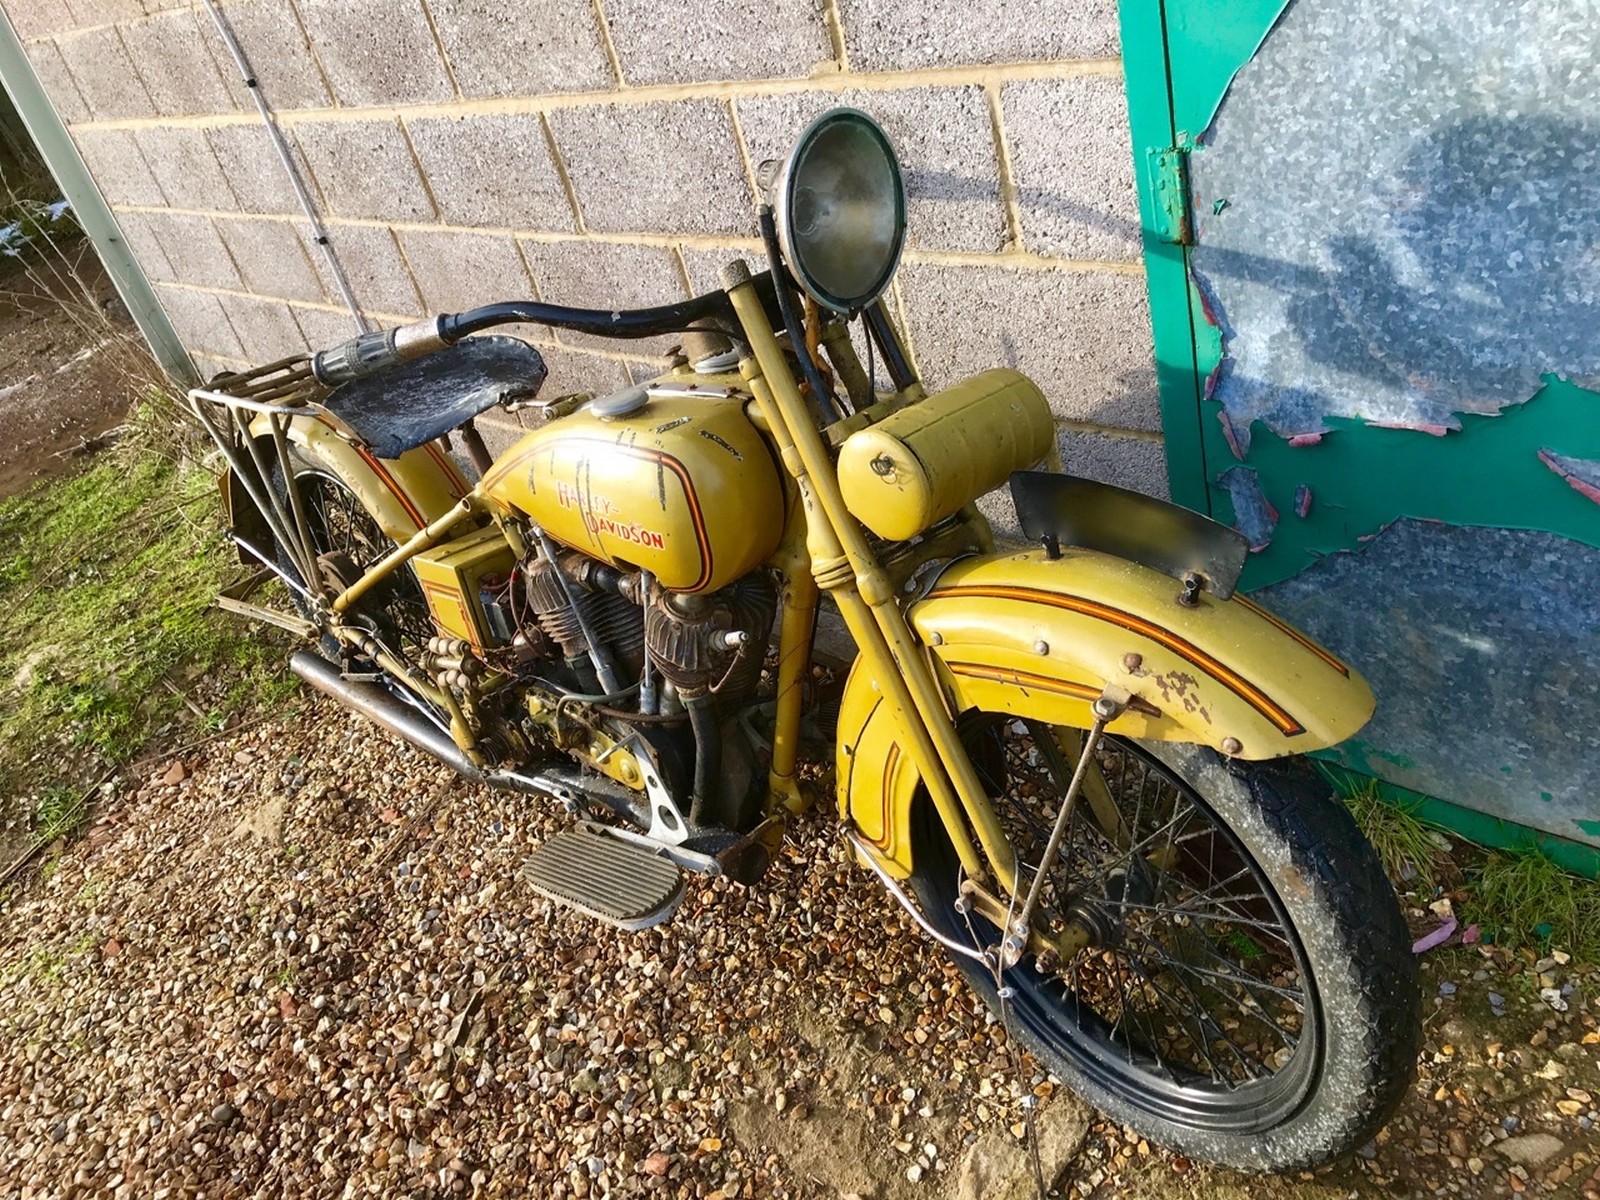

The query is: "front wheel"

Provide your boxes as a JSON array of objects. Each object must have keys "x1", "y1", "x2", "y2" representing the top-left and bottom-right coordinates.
[{"x1": 908, "y1": 716, "x2": 1420, "y2": 1171}]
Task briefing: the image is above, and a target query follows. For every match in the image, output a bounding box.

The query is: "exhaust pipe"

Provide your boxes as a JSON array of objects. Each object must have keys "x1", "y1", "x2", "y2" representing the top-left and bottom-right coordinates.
[
  {"x1": 288, "y1": 654, "x2": 655, "y2": 825},
  {"x1": 289, "y1": 650, "x2": 485, "y2": 782}
]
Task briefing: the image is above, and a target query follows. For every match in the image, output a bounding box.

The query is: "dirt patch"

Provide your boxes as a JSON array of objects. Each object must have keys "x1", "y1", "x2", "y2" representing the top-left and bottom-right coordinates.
[
  {"x1": 3, "y1": 695, "x2": 1593, "y2": 1198},
  {"x1": 0, "y1": 244, "x2": 137, "y2": 500}
]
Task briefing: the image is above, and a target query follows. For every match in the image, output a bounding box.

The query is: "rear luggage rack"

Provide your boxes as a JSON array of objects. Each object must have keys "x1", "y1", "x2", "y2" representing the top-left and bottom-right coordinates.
[
  {"x1": 201, "y1": 353, "x2": 328, "y2": 407},
  {"x1": 187, "y1": 354, "x2": 367, "y2": 617}
]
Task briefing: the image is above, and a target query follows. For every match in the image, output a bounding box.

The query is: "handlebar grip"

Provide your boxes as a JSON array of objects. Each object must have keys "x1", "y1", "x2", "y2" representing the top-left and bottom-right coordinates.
[
  {"x1": 311, "y1": 330, "x2": 400, "y2": 386},
  {"x1": 310, "y1": 317, "x2": 451, "y2": 386}
]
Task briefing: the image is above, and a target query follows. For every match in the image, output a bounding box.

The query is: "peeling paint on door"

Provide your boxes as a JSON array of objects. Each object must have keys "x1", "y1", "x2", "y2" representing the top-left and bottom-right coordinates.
[
  {"x1": 1539, "y1": 450, "x2": 1600, "y2": 505},
  {"x1": 1121, "y1": 0, "x2": 1600, "y2": 860},
  {"x1": 1190, "y1": 0, "x2": 1600, "y2": 451}
]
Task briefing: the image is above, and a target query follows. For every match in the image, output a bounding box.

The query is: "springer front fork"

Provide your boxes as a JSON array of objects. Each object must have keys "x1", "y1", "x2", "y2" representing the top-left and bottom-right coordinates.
[
  {"x1": 724, "y1": 260, "x2": 1031, "y2": 898},
  {"x1": 844, "y1": 692, "x2": 1130, "y2": 969}
]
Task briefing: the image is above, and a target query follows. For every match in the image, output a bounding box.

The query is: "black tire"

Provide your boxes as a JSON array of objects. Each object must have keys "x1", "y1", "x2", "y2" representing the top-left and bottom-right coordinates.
[
  {"x1": 269, "y1": 449, "x2": 433, "y2": 661},
  {"x1": 909, "y1": 718, "x2": 1420, "y2": 1172}
]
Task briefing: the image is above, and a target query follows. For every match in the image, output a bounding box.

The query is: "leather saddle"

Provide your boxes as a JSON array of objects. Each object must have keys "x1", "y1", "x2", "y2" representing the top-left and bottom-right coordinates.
[{"x1": 321, "y1": 335, "x2": 547, "y2": 459}]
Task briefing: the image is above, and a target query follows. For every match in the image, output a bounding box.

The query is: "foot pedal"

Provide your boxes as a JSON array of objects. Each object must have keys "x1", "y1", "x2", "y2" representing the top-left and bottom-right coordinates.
[{"x1": 522, "y1": 826, "x2": 686, "y2": 931}]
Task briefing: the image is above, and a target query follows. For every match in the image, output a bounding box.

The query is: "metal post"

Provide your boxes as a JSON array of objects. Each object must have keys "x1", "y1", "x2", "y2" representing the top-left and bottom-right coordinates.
[
  {"x1": 198, "y1": 0, "x2": 367, "y2": 333},
  {"x1": 0, "y1": 10, "x2": 195, "y2": 384}
]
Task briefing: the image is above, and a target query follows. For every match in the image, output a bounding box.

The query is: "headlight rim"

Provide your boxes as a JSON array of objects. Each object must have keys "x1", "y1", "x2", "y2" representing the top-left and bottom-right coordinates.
[{"x1": 774, "y1": 107, "x2": 908, "y2": 316}]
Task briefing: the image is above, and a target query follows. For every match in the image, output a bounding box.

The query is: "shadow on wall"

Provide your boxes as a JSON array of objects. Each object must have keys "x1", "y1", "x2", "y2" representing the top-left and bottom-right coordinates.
[
  {"x1": 908, "y1": 166, "x2": 1145, "y2": 245},
  {"x1": 992, "y1": 329, "x2": 1156, "y2": 411}
]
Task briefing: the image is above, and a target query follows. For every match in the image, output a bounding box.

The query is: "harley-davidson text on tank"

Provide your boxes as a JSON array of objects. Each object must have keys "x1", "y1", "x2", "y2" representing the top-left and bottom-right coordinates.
[{"x1": 482, "y1": 394, "x2": 784, "y2": 593}]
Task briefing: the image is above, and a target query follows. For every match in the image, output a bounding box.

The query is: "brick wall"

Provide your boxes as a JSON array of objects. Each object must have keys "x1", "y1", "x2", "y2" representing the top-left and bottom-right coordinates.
[{"x1": 9, "y1": 0, "x2": 1167, "y2": 497}]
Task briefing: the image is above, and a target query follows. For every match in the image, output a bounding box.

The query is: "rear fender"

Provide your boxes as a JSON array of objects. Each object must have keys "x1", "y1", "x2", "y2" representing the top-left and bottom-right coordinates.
[
  {"x1": 837, "y1": 547, "x2": 1373, "y2": 876},
  {"x1": 229, "y1": 413, "x2": 470, "y2": 547}
]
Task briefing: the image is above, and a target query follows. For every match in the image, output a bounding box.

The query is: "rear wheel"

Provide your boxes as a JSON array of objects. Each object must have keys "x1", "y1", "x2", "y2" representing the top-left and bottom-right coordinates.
[
  {"x1": 908, "y1": 715, "x2": 1420, "y2": 1171},
  {"x1": 271, "y1": 450, "x2": 434, "y2": 661}
]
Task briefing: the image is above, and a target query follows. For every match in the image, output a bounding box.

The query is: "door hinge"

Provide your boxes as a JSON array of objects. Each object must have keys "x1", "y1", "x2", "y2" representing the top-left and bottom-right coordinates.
[{"x1": 1145, "y1": 135, "x2": 1194, "y2": 246}]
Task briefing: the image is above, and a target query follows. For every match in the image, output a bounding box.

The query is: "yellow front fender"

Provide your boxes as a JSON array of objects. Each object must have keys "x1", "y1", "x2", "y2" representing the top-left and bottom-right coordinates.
[{"x1": 837, "y1": 547, "x2": 1373, "y2": 876}]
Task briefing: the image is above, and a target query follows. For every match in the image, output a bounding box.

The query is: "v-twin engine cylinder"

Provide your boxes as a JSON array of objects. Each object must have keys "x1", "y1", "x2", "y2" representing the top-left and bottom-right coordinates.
[
  {"x1": 522, "y1": 552, "x2": 645, "y2": 689},
  {"x1": 645, "y1": 575, "x2": 775, "y2": 702},
  {"x1": 519, "y1": 545, "x2": 775, "y2": 711}
]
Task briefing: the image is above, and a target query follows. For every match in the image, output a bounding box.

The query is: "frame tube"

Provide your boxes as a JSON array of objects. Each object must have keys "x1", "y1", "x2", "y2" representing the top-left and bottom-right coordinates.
[
  {"x1": 332, "y1": 498, "x2": 477, "y2": 613},
  {"x1": 726, "y1": 263, "x2": 1015, "y2": 887}
]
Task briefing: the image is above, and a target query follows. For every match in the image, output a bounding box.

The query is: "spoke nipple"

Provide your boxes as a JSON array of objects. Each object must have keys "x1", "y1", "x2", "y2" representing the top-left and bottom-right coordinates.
[{"x1": 997, "y1": 986, "x2": 1015, "y2": 1000}]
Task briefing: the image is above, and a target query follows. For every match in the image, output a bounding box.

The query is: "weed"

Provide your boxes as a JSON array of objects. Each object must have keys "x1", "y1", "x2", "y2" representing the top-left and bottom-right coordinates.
[
  {"x1": 32, "y1": 784, "x2": 88, "y2": 842},
  {"x1": 1341, "y1": 777, "x2": 1446, "y2": 892},
  {"x1": 1468, "y1": 851, "x2": 1600, "y2": 961},
  {"x1": 23, "y1": 943, "x2": 65, "y2": 984},
  {"x1": 2, "y1": 169, "x2": 203, "y2": 467}
]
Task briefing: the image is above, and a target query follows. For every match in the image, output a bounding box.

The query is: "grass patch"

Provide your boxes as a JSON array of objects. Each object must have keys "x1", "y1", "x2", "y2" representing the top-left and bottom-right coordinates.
[
  {"x1": 1341, "y1": 777, "x2": 1447, "y2": 892},
  {"x1": 1333, "y1": 770, "x2": 1600, "y2": 964},
  {"x1": 1468, "y1": 851, "x2": 1600, "y2": 961},
  {"x1": 32, "y1": 784, "x2": 89, "y2": 843},
  {"x1": 0, "y1": 451, "x2": 293, "y2": 808}
]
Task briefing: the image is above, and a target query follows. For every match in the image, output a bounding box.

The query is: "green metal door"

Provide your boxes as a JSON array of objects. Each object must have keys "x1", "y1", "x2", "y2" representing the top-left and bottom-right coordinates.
[{"x1": 1120, "y1": 0, "x2": 1600, "y2": 870}]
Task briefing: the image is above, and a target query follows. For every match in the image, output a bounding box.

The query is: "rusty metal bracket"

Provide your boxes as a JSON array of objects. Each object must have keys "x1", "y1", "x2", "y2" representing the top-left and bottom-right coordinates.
[{"x1": 1144, "y1": 136, "x2": 1195, "y2": 246}]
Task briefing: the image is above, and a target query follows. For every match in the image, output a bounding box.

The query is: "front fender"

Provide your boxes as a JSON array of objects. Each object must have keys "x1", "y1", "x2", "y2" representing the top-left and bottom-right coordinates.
[{"x1": 837, "y1": 547, "x2": 1373, "y2": 876}]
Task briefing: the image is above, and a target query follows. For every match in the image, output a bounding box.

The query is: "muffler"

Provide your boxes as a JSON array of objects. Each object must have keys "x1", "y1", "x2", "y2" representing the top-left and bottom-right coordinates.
[{"x1": 289, "y1": 650, "x2": 485, "y2": 782}]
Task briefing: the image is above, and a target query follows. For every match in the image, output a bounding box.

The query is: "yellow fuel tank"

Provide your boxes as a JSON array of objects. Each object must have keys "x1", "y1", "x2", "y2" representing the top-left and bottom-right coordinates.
[{"x1": 480, "y1": 390, "x2": 785, "y2": 593}]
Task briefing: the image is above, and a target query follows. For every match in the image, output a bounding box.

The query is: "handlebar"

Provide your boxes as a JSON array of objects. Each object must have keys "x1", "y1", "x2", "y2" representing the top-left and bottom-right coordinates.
[{"x1": 311, "y1": 277, "x2": 787, "y2": 388}]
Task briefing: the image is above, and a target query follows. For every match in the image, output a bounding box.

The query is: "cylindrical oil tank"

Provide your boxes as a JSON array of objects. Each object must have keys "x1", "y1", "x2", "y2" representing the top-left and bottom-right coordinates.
[{"x1": 836, "y1": 368, "x2": 1054, "y2": 541}]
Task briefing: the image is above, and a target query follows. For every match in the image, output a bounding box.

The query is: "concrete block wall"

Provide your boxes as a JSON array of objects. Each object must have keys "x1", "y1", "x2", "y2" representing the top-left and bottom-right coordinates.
[{"x1": 9, "y1": 0, "x2": 1166, "y2": 497}]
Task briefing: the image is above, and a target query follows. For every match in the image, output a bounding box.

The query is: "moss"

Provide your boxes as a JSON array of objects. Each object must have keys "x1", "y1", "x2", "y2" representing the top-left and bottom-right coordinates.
[{"x1": 0, "y1": 453, "x2": 291, "y2": 802}]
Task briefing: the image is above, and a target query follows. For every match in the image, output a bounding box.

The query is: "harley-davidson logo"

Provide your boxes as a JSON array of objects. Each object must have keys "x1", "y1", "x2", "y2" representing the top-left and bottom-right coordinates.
[
  {"x1": 554, "y1": 480, "x2": 666, "y2": 550},
  {"x1": 555, "y1": 480, "x2": 615, "y2": 513},
  {"x1": 593, "y1": 516, "x2": 667, "y2": 549}
]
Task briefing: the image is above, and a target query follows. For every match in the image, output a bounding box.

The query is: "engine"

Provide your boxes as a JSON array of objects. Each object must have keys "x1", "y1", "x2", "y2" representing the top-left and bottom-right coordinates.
[
  {"x1": 520, "y1": 550, "x2": 647, "y2": 694},
  {"x1": 510, "y1": 545, "x2": 777, "y2": 833},
  {"x1": 518, "y1": 547, "x2": 774, "y2": 711},
  {"x1": 473, "y1": 385, "x2": 786, "y2": 836}
]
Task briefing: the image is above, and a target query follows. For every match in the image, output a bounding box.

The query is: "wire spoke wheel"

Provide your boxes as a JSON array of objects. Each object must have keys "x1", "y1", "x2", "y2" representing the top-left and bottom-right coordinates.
[
  {"x1": 971, "y1": 717, "x2": 1311, "y2": 1107},
  {"x1": 910, "y1": 713, "x2": 1420, "y2": 1170},
  {"x1": 273, "y1": 459, "x2": 434, "y2": 660}
]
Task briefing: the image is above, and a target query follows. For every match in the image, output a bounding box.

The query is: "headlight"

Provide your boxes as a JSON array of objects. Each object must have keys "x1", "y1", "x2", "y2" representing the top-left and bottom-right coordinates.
[{"x1": 774, "y1": 108, "x2": 907, "y2": 314}]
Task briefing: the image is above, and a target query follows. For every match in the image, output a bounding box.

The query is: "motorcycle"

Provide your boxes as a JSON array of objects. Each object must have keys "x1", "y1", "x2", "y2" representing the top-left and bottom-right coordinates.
[{"x1": 191, "y1": 109, "x2": 1420, "y2": 1171}]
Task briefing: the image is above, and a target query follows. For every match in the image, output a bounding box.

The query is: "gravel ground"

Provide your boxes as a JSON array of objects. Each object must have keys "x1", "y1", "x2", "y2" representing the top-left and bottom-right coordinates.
[{"x1": 1, "y1": 696, "x2": 1597, "y2": 1199}]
